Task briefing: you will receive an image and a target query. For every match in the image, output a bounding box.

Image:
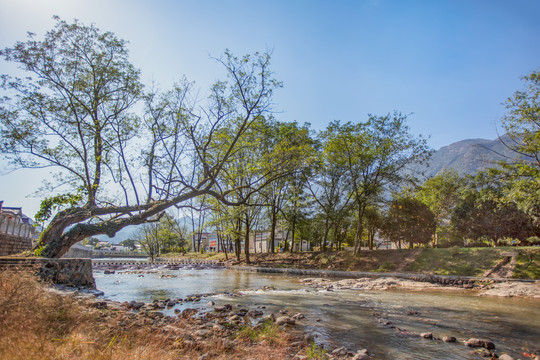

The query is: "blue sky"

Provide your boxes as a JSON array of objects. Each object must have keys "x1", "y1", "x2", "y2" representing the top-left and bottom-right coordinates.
[{"x1": 1, "y1": 0, "x2": 539, "y2": 216}]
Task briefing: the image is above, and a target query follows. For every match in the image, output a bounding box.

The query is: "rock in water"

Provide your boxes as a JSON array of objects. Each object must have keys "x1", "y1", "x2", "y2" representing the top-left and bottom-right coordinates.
[
  {"x1": 352, "y1": 349, "x2": 371, "y2": 360},
  {"x1": 262, "y1": 313, "x2": 276, "y2": 323},
  {"x1": 276, "y1": 316, "x2": 295, "y2": 326},
  {"x1": 465, "y1": 338, "x2": 495, "y2": 349},
  {"x1": 498, "y1": 355, "x2": 514, "y2": 360}
]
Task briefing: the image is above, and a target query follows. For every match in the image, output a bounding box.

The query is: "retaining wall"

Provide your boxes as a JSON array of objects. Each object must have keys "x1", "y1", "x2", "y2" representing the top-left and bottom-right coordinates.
[
  {"x1": 228, "y1": 266, "x2": 537, "y2": 285},
  {"x1": 62, "y1": 243, "x2": 93, "y2": 258},
  {"x1": 0, "y1": 257, "x2": 95, "y2": 288},
  {"x1": 0, "y1": 234, "x2": 33, "y2": 256}
]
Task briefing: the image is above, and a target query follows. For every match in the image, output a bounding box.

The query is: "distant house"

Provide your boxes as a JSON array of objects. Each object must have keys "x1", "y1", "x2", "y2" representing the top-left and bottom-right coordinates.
[
  {"x1": 191, "y1": 232, "x2": 212, "y2": 252},
  {"x1": 191, "y1": 227, "x2": 311, "y2": 254},
  {"x1": 0, "y1": 201, "x2": 40, "y2": 255},
  {"x1": 192, "y1": 232, "x2": 242, "y2": 253}
]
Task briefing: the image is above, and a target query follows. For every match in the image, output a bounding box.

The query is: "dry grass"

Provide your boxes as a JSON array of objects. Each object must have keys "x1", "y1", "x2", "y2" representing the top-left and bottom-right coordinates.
[{"x1": 0, "y1": 269, "x2": 303, "y2": 360}]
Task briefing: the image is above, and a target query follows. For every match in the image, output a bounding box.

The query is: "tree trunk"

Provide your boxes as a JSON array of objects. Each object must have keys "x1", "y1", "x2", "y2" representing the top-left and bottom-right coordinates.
[
  {"x1": 38, "y1": 208, "x2": 95, "y2": 258},
  {"x1": 218, "y1": 232, "x2": 228, "y2": 260},
  {"x1": 235, "y1": 219, "x2": 241, "y2": 261},
  {"x1": 290, "y1": 200, "x2": 297, "y2": 253},
  {"x1": 244, "y1": 213, "x2": 251, "y2": 264},
  {"x1": 290, "y1": 217, "x2": 296, "y2": 253},
  {"x1": 270, "y1": 202, "x2": 277, "y2": 253},
  {"x1": 322, "y1": 217, "x2": 330, "y2": 252}
]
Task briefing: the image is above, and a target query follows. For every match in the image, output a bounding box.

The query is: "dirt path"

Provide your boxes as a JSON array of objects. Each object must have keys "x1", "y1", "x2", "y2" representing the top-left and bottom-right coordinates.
[{"x1": 483, "y1": 252, "x2": 517, "y2": 278}]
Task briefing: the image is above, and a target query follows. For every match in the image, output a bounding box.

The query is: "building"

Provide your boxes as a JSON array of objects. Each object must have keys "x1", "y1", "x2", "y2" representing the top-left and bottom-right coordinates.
[
  {"x1": 191, "y1": 232, "x2": 212, "y2": 252},
  {"x1": 191, "y1": 228, "x2": 313, "y2": 254},
  {"x1": 0, "y1": 201, "x2": 40, "y2": 256},
  {"x1": 191, "y1": 231, "x2": 242, "y2": 253}
]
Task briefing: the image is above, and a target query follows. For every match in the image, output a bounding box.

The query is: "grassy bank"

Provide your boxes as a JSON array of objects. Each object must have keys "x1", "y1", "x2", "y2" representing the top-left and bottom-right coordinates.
[
  {"x1": 0, "y1": 270, "x2": 304, "y2": 360},
  {"x1": 180, "y1": 247, "x2": 540, "y2": 280}
]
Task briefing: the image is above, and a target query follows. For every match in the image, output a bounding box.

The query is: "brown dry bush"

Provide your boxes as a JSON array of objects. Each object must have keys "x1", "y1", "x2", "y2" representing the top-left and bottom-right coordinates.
[
  {"x1": 0, "y1": 270, "x2": 183, "y2": 359},
  {"x1": 0, "y1": 270, "x2": 302, "y2": 360}
]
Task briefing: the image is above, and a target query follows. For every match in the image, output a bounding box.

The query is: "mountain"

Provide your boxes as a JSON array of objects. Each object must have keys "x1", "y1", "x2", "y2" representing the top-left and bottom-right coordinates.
[
  {"x1": 414, "y1": 135, "x2": 517, "y2": 179},
  {"x1": 94, "y1": 215, "x2": 193, "y2": 244},
  {"x1": 95, "y1": 225, "x2": 139, "y2": 244}
]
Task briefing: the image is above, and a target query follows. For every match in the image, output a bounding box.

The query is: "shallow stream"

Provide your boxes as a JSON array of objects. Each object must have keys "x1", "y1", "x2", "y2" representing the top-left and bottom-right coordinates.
[{"x1": 94, "y1": 267, "x2": 539, "y2": 359}]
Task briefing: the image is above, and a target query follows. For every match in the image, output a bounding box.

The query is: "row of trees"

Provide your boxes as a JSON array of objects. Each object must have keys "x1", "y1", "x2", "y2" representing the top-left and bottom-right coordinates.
[
  {"x1": 1, "y1": 18, "x2": 537, "y2": 259},
  {"x1": 148, "y1": 70, "x2": 539, "y2": 255}
]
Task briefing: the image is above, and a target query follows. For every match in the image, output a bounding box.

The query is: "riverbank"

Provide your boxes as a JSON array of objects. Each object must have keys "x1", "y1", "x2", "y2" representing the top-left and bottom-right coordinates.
[
  {"x1": 176, "y1": 247, "x2": 540, "y2": 280},
  {"x1": 0, "y1": 270, "x2": 314, "y2": 360}
]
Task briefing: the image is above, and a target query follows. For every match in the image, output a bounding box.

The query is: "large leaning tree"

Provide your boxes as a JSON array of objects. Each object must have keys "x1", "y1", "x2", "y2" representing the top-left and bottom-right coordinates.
[{"x1": 0, "y1": 18, "x2": 282, "y2": 258}]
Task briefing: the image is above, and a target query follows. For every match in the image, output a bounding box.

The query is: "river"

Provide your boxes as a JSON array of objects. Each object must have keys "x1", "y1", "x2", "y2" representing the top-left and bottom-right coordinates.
[{"x1": 94, "y1": 267, "x2": 539, "y2": 360}]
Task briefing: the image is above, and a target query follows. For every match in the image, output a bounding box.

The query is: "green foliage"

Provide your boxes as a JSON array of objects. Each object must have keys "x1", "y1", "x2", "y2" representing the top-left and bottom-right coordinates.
[
  {"x1": 381, "y1": 196, "x2": 436, "y2": 248},
  {"x1": 237, "y1": 319, "x2": 280, "y2": 343},
  {"x1": 82, "y1": 237, "x2": 100, "y2": 247},
  {"x1": 448, "y1": 245, "x2": 461, "y2": 256},
  {"x1": 513, "y1": 250, "x2": 540, "y2": 279},
  {"x1": 451, "y1": 174, "x2": 539, "y2": 244},
  {"x1": 501, "y1": 70, "x2": 540, "y2": 169},
  {"x1": 35, "y1": 193, "x2": 84, "y2": 223},
  {"x1": 321, "y1": 113, "x2": 430, "y2": 254},
  {"x1": 306, "y1": 341, "x2": 328, "y2": 360},
  {"x1": 488, "y1": 69, "x2": 540, "y2": 227},
  {"x1": 376, "y1": 261, "x2": 396, "y2": 272},
  {"x1": 415, "y1": 170, "x2": 464, "y2": 244},
  {"x1": 119, "y1": 239, "x2": 137, "y2": 250},
  {"x1": 1, "y1": 17, "x2": 284, "y2": 258},
  {"x1": 0, "y1": 17, "x2": 142, "y2": 206},
  {"x1": 33, "y1": 244, "x2": 47, "y2": 257},
  {"x1": 525, "y1": 236, "x2": 540, "y2": 245},
  {"x1": 136, "y1": 212, "x2": 188, "y2": 260}
]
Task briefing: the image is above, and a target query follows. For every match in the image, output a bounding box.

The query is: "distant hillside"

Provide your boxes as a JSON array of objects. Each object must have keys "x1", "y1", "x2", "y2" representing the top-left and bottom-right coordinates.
[
  {"x1": 95, "y1": 225, "x2": 139, "y2": 244},
  {"x1": 415, "y1": 135, "x2": 518, "y2": 179}
]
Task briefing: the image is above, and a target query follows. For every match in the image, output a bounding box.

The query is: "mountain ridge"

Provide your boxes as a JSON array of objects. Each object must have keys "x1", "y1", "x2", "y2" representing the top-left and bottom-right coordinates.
[{"x1": 416, "y1": 134, "x2": 516, "y2": 179}]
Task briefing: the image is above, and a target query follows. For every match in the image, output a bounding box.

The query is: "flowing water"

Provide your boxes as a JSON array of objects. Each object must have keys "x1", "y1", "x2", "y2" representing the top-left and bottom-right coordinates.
[{"x1": 94, "y1": 267, "x2": 539, "y2": 359}]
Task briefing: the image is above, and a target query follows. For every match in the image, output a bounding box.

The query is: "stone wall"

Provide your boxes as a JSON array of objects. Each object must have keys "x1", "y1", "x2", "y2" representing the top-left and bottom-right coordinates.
[
  {"x1": 228, "y1": 265, "x2": 529, "y2": 285},
  {"x1": 0, "y1": 257, "x2": 95, "y2": 288},
  {"x1": 62, "y1": 243, "x2": 93, "y2": 258},
  {"x1": 0, "y1": 234, "x2": 33, "y2": 256}
]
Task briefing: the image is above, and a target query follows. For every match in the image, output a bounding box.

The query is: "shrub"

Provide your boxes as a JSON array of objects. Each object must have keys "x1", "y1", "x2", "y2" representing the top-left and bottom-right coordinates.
[
  {"x1": 237, "y1": 319, "x2": 280, "y2": 343},
  {"x1": 376, "y1": 261, "x2": 396, "y2": 272},
  {"x1": 449, "y1": 245, "x2": 461, "y2": 256},
  {"x1": 306, "y1": 341, "x2": 328, "y2": 359}
]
